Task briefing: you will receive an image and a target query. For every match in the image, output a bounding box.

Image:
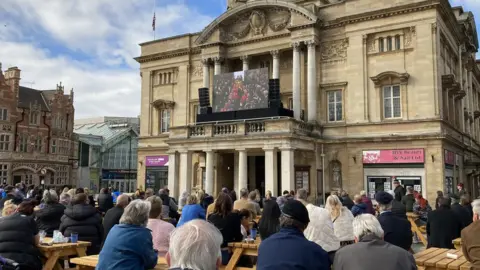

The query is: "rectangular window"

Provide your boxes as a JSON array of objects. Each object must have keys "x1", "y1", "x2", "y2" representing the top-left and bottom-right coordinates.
[
  {"x1": 30, "y1": 111, "x2": 39, "y2": 125},
  {"x1": 0, "y1": 109, "x2": 7, "y2": 121},
  {"x1": 19, "y1": 135, "x2": 28, "y2": 152},
  {"x1": 288, "y1": 98, "x2": 293, "y2": 110},
  {"x1": 193, "y1": 105, "x2": 200, "y2": 122},
  {"x1": 0, "y1": 164, "x2": 7, "y2": 184},
  {"x1": 160, "y1": 110, "x2": 171, "y2": 133},
  {"x1": 51, "y1": 139, "x2": 57, "y2": 154},
  {"x1": 383, "y1": 85, "x2": 401, "y2": 119},
  {"x1": 379, "y1": 38, "x2": 385, "y2": 52},
  {"x1": 0, "y1": 134, "x2": 9, "y2": 151},
  {"x1": 387, "y1": 37, "x2": 393, "y2": 51},
  {"x1": 395, "y1": 36, "x2": 401, "y2": 50},
  {"x1": 35, "y1": 137, "x2": 42, "y2": 152},
  {"x1": 327, "y1": 90, "x2": 343, "y2": 122}
]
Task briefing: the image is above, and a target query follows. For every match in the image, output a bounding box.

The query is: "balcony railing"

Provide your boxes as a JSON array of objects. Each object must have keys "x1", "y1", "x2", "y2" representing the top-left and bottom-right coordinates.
[{"x1": 168, "y1": 118, "x2": 322, "y2": 140}]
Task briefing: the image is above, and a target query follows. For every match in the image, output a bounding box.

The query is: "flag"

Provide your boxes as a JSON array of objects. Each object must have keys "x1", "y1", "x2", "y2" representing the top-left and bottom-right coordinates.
[{"x1": 152, "y1": 12, "x2": 156, "y2": 31}]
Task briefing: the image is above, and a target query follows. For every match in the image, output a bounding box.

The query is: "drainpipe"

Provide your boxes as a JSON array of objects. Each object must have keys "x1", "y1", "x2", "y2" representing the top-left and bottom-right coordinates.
[
  {"x1": 13, "y1": 109, "x2": 25, "y2": 151},
  {"x1": 43, "y1": 112, "x2": 51, "y2": 153},
  {"x1": 321, "y1": 144, "x2": 326, "y2": 205}
]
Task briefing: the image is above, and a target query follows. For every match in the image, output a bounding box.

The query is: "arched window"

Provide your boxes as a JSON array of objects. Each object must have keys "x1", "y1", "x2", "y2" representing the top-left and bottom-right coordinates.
[
  {"x1": 379, "y1": 38, "x2": 385, "y2": 52},
  {"x1": 387, "y1": 36, "x2": 393, "y2": 51},
  {"x1": 395, "y1": 35, "x2": 401, "y2": 50}
]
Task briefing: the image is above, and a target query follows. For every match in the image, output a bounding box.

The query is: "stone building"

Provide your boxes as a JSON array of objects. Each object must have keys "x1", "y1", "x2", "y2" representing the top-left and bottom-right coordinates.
[
  {"x1": 0, "y1": 65, "x2": 77, "y2": 187},
  {"x1": 135, "y1": 0, "x2": 480, "y2": 202}
]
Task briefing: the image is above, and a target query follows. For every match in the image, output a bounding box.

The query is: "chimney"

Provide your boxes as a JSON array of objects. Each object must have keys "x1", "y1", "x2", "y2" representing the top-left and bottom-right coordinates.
[{"x1": 4, "y1": 67, "x2": 21, "y2": 98}]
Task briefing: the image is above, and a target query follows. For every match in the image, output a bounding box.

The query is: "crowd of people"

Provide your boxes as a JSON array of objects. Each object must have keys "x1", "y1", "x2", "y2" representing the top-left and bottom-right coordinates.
[{"x1": 0, "y1": 181, "x2": 478, "y2": 270}]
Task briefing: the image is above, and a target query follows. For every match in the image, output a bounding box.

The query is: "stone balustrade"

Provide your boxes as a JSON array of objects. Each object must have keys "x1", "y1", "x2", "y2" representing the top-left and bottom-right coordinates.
[{"x1": 168, "y1": 118, "x2": 322, "y2": 140}]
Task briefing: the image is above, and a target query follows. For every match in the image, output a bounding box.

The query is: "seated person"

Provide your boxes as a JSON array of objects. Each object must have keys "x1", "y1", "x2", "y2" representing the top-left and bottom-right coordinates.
[{"x1": 461, "y1": 199, "x2": 480, "y2": 268}]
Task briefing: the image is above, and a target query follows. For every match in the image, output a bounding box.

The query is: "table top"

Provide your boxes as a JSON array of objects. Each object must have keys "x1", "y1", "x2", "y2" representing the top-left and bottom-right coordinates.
[
  {"x1": 414, "y1": 248, "x2": 472, "y2": 269},
  {"x1": 453, "y1": 238, "x2": 462, "y2": 245},
  {"x1": 70, "y1": 255, "x2": 168, "y2": 269},
  {"x1": 407, "y1": 212, "x2": 419, "y2": 218},
  {"x1": 38, "y1": 237, "x2": 91, "y2": 251}
]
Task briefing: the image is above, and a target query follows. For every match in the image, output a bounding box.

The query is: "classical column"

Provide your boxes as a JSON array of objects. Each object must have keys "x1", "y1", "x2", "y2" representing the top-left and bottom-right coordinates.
[
  {"x1": 233, "y1": 152, "x2": 239, "y2": 193},
  {"x1": 292, "y1": 42, "x2": 301, "y2": 120},
  {"x1": 179, "y1": 150, "x2": 192, "y2": 194},
  {"x1": 167, "y1": 151, "x2": 179, "y2": 199},
  {"x1": 205, "y1": 150, "x2": 214, "y2": 195},
  {"x1": 280, "y1": 147, "x2": 294, "y2": 192},
  {"x1": 307, "y1": 40, "x2": 317, "y2": 122},
  {"x1": 264, "y1": 148, "x2": 278, "y2": 197},
  {"x1": 238, "y1": 149, "x2": 248, "y2": 192},
  {"x1": 202, "y1": 58, "x2": 210, "y2": 88},
  {"x1": 271, "y1": 50, "x2": 280, "y2": 79},
  {"x1": 214, "y1": 56, "x2": 223, "y2": 75},
  {"x1": 241, "y1": 55, "x2": 249, "y2": 71}
]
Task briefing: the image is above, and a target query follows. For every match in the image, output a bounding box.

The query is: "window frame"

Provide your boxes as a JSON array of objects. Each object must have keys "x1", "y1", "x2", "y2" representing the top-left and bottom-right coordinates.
[
  {"x1": 327, "y1": 90, "x2": 344, "y2": 122},
  {"x1": 0, "y1": 163, "x2": 8, "y2": 184},
  {"x1": 379, "y1": 37, "x2": 385, "y2": 52},
  {"x1": 30, "y1": 111, "x2": 40, "y2": 125},
  {"x1": 382, "y1": 85, "x2": 402, "y2": 119},
  {"x1": 386, "y1": 36, "x2": 393, "y2": 51},
  {"x1": 0, "y1": 134, "x2": 10, "y2": 151},
  {"x1": 51, "y1": 139, "x2": 57, "y2": 154},
  {"x1": 395, "y1": 35, "x2": 401, "y2": 50},
  {"x1": 0, "y1": 109, "x2": 7, "y2": 121},
  {"x1": 160, "y1": 109, "x2": 171, "y2": 133},
  {"x1": 19, "y1": 134, "x2": 28, "y2": 152}
]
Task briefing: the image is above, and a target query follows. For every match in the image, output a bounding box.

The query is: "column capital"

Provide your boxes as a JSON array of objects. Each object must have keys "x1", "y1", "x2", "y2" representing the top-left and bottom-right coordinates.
[
  {"x1": 279, "y1": 147, "x2": 295, "y2": 151},
  {"x1": 201, "y1": 58, "x2": 210, "y2": 65},
  {"x1": 270, "y1": 50, "x2": 279, "y2": 58},
  {"x1": 167, "y1": 150, "x2": 177, "y2": 155},
  {"x1": 292, "y1": 42, "x2": 301, "y2": 51},
  {"x1": 178, "y1": 150, "x2": 191, "y2": 154},
  {"x1": 236, "y1": 148, "x2": 247, "y2": 152},
  {"x1": 306, "y1": 40, "x2": 317, "y2": 48},
  {"x1": 205, "y1": 149, "x2": 215, "y2": 153},
  {"x1": 263, "y1": 147, "x2": 277, "y2": 152},
  {"x1": 213, "y1": 56, "x2": 224, "y2": 64},
  {"x1": 240, "y1": 55, "x2": 249, "y2": 61}
]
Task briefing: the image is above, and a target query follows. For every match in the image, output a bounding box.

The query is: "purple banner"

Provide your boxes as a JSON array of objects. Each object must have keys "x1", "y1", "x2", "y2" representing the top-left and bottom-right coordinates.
[{"x1": 145, "y1": 156, "x2": 169, "y2": 167}]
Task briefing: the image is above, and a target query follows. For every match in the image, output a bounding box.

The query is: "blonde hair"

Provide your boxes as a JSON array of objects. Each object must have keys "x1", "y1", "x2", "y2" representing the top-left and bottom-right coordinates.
[
  {"x1": 265, "y1": 190, "x2": 272, "y2": 200},
  {"x1": 196, "y1": 189, "x2": 205, "y2": 204},
  {"x1": 67, "y1": 189, "x2": 76, "y2": 198},
  {"x1": 187, "y1": 194, "x2": 198, "y2": 205},
  {"x1": 325, "y1": 195, "x2": 343, "y2": 220},
  {"x1": 2, "y1": 200, "x2": 17, "y2": 217},
  {"x1": 62, "y1": 187, "x2": 69, "y2": 194}
]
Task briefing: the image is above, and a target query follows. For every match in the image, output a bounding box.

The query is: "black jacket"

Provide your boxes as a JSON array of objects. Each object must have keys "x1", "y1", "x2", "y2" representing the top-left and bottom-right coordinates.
[
  {"x1": 0, "y1": 213, "x2": 42, "y2": 270},
  {"x1": 391, "y1": 200, "x2": 407, "y2": 219},
  {"x1": 451, "y1": 203, "x2": 472, "y2": 230},
  {"x1": 102, "y1": 206, "x2": 124, "y2": 242},
  {"x1": 377, "y1": 211, "x2": 412, "y2": 251},
  {"x1": 59, "y1": 204, "x2": 103, "y2": 255},
  {"x1": 97, "y1": 193, "x2": 114, "y2": 213},
  {"x1": 208, "y1": 212, "x2": 243, "y2": 248},
  {"x1": 394, "y1": 185, "x2": 405, "y2": 202},
  {"x1": 401, "y1": 194, "x2": 415, "y2": 212},
  {"x1": 34, "y1": 203, "x2": 65, "y2": 236},
  {"x1": 427, "y1": 208, "x2": 461, "y2": 248},
  {"x1": 340, "y1": 196, "x2": 354, "y2": 210}
]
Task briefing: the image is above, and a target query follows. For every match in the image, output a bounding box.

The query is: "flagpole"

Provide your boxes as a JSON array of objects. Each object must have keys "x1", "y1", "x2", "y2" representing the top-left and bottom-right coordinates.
[{"x1": 153, "y1": 0, "x2": 156, "y2": 40}]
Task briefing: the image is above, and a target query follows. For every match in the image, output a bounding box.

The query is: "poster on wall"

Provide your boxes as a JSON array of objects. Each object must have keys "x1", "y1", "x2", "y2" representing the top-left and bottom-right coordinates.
[
  {"x1": 384, "y1": 182, "x2": 391, "y2": 191},
  {"x1": 414, "y1": 185, "x2": 421, "y2": 192}
]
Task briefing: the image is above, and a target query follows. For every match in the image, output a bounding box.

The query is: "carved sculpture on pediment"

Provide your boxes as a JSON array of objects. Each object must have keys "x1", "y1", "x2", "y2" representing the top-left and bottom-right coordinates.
[
  {"x1": 320, "y1": 39, "x2": 349, "y2": 61},
  {"x1": 267, "y1": 8, "x2": 291, "y2": 32},
  {"x1": 249, "y1": 10, "x2": 266, "y2": 35}
]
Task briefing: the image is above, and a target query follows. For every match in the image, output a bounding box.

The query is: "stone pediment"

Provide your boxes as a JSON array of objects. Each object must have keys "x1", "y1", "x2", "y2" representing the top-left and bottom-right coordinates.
[{"x1": 195, "y1": 1, "x2": 318, "y2": 45}]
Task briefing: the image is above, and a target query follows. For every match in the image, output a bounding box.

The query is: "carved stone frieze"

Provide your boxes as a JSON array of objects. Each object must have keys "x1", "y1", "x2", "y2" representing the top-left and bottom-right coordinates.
[
  {"x1": 1, "y1": 124, "x2": 12, "y2": 132},
  {"x1": 191, "y1": 63, "x2": 203, "y2": 77},
  {"x1": 404, "y1": 26, "x2": 416, "y2": 48},
  {"x1": 320, "y1": 39, "x2": 349, "y2": 61}
]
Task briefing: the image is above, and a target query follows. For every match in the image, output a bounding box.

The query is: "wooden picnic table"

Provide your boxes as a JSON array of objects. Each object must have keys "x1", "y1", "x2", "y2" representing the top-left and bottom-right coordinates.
[
  {"x1": 70, "y1": 255, "x2": 169, "y2": 269},
  {"x1": 414, "y1": 247, "x2": 472, "y2": 270},
  {"x1": 225, "y1": 238, "x2": 261, "y2": 270},
  {"x1": 38, "y1": 237, "x2": 91, "y2": 270},
  {"x1": 407, "y1": 212, "x2": 427, "y2": 246},
  {"x1": 453, "y1": 238, "x2": 462, "y2": 250}
]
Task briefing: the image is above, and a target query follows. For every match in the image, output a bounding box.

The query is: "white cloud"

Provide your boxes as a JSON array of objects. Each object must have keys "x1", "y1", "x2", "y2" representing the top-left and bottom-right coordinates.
[{"x1": 0, "y1": 0, "x2": 215, "y2": 119}]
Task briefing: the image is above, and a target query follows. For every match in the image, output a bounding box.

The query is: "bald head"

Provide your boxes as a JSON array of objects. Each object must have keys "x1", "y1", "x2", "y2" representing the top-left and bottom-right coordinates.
[{"x1": 117, "y1": 194, "x2": 130, "y2": 208}]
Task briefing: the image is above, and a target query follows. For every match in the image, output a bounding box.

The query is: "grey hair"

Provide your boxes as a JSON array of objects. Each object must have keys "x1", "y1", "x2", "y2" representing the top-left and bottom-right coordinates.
[
  {"x1": 119, "y1": 199, "x2": 151, "y2": 227},
  {"x1": 296, "y1": 189, "x2": 308, "y2": 201},
  {"x1": 240, "y1": 188, "x2": 249, "y2": 198},
  {"x1": 59, "y1": 193, "x2": 71, "y2": 205},
  {"x1": 168, "y1": 219, "x2": 223, "y2": 270},
  {"x1": 378, "y1": 202, "x2": 392, "y2": 212},
  {"x1": 43, "y1": 189, "x2": 58, "y2": 204},
  {"x1": 472, "y1": 199, "x2": 480, "y2": 216},
  {"x1": 359, "y1": 190, "x2": 367, "y2": 196},
  {"x1": 353, "y1": 214, "x2": 384, "y2": 240}
]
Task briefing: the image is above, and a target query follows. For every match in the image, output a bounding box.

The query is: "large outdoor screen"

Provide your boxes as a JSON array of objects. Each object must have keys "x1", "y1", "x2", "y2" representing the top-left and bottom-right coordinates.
[{"x1": 213, "y1": 68, "x2": 269, "y2": 112}]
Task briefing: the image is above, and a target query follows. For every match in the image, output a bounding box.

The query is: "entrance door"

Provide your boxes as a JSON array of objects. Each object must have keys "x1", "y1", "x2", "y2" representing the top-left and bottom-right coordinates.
[
  {"x1": 13, "y1": 175, "x2": 21, "y2": 185},
  {"x1": 367, "y1": 177, "x2": 392, "y2": 199},
  {"x1": 396, "y1": 176, "x2": 422, "y2": 192},
  {"x1": 254, "y1": 156, "x2": 265, "y2": 195}
]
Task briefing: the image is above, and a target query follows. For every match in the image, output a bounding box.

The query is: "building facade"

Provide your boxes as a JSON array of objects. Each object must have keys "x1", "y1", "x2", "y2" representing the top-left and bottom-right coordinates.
[
  {"x1": 74, "y1": 117, "x2": 139, "y2": 192},
  {"x1": 136, "y1": 0, "x2": 480, "y2": 202},
  {"x1": 0, "y1": 65, "x2": 77, "y2": 187}
]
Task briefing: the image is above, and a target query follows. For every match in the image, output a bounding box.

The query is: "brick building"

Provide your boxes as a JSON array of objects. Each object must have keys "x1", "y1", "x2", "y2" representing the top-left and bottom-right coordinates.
[{"x1": 0, "y1": 65, "x2": 77, "y2": 187}]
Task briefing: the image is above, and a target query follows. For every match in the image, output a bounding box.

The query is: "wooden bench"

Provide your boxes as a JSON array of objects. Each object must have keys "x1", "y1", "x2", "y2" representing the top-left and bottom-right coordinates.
[
  {"x1": 70, "y1": 255, "x2": 169, "y2": 270},
  {"x1": 38, "y1": 238, "x2": 91, "y2": 270},
  {"x1": 453, "y1": 238, "x2": 462, "y2": 251},
  {"x1": 407, "y1": 212, "x2": 427, "y2": 246},
  {"x1": 414, "y1": 247, "x2": 473, "y2": 269},
  {"x1": 225, "y1": 239, "x2": 260, "y2": 270}
]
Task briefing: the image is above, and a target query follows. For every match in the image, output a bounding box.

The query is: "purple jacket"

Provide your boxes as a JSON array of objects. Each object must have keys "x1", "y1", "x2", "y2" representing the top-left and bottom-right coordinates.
[{"x1": 362, "y1": 196, "x2": 375, "y2": 215}]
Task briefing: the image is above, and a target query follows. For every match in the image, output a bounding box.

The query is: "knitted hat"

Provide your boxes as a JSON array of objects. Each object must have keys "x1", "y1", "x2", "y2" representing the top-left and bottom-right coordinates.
[
  {"x1": 375, "y1": 191, "x2": 393, "y2": 205},
  {"x1": 282, "y1": 200, "x2": 310, "y2": 224}
]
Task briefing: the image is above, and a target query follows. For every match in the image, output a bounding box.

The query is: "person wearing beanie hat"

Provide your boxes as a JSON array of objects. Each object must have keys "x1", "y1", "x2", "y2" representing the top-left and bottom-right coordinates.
[
  {"x1": 386, "y1": 190, "x2": 407, "y2": 219},
  {"x1": 257, "y1": 199, "x2": 331, "y2": 270},
  {"x1": 376, "y1": 191, "x2": 412, "y2": 251}
]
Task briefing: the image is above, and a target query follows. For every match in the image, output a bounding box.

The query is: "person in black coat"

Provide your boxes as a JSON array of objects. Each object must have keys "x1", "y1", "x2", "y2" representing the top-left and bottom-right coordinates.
[
  {"x1": 258, "y1": 199, "x2": 281, "y2": 240},
  {"x1": 387, "y1": 190, "x2": 407, "y2": 219},
  {"x1": 340, "y1": 190, "x2": 354, "y2": 210},
  {"x1": 450, "y1": 194, "x2": 472, "y2": 230},
  {"x1": 393, "y1": 180, "x2": 405, "y2": 202},
  {"x1": 0, "y1": 200, "x2": 42, "y2": 270},
  {"x1": 97, "y1": 188, "x2": 114, "y2": 214},
  {"x1": 426, "y1": 197, "x2": 461, "y2": 248},
  {"x1": 401, "y1": 187, "x2": 415, "y2": 212},
  {"x1": 60, "y1": 193, "x2": 103, "y2": 255},
  {"x1": 375, "y1": 191, "x2": 412, "y2": 251},
  {"x1": 35, "y1": 190, "x2": 65, "y2": 236},
  {"x1": 102, "y1": 194, "x2": 130, "y2": 243}
]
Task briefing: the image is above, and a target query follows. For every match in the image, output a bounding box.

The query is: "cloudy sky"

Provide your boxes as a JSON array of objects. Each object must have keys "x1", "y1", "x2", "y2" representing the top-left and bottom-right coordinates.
[{"x1": 0, "y1": 0, "x2": 478, "y2": 119}]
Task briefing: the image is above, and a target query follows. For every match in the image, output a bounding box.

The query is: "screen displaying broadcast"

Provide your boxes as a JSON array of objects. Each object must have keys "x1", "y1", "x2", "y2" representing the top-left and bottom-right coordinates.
[{"x1": 212, "y1": 68, "x2": 269, "y2": 112}]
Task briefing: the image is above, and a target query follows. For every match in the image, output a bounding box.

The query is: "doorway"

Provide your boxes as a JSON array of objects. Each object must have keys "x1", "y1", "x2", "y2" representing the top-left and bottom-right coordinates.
[{"x1": 254, "y1": 156, "x2": 265, "y2": 195}]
